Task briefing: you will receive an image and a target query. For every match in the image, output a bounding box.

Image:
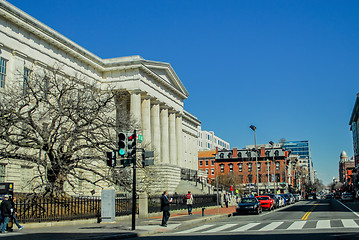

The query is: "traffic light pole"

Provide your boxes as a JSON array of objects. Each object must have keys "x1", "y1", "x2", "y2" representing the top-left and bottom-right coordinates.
[{"x1": 131, "y1": 130, "x2": 137, "y2": 231}]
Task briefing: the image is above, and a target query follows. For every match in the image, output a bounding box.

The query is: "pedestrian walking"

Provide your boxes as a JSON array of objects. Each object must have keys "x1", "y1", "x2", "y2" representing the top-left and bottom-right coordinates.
[
  {"x1": 10, "y1": 197, "x2": 23, "y2": 230},
  {"x1": 224, "y1": 193, "x2": 229, "y2": 208},
  {"x1": 185, "y1": 191, "x2": 194, "y2": 215},
  {"x1": 0, "y1": 195, "x2": 12, "y2": 233},
  {"x1": 160, "y1": 190, "x2": 172, "y2": 227}
]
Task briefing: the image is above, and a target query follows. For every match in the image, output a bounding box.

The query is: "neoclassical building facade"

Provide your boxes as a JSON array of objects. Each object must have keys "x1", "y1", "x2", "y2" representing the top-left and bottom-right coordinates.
[{"x1": 0, "y1": 1, "x2": 201, "y2": 194}]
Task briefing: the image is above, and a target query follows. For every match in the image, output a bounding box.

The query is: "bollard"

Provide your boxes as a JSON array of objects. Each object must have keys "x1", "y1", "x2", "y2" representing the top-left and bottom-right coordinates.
[{"x1": 202, "y1": 207, "x2": 206, "y2": 216}]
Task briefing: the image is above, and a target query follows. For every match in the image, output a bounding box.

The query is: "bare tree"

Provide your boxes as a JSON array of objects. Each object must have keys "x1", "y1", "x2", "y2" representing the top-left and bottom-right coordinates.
[{"x1": 0, "y1": 66, "x2": 134, "y2": 196}]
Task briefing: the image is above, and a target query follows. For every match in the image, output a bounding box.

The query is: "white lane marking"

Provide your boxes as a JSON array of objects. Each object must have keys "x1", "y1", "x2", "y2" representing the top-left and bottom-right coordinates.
[
  {"x1": 178, "y1": 224, "x2": 214, "y2": 234},
  {"x1": 342, "y1": 219, "x2": 359, "y2": 228},
  {"x1": 287, "y1": 221, "x2": 306, "y2": 230},
  {"x1": 258, "y1": 222, "x2": 283, "y2": 231},
  {"x1": 230, "y1": 222, "x2": 260, "y2": 232},
  {"x1": 316, "y1": 220, "x2": 330, "y2": 229},
  {"x1": 336, "y1": 199, "x2": 359, "y2": 217},
  {"x1": 202, "y1": 224, "x2": 237, "y2": 233}
]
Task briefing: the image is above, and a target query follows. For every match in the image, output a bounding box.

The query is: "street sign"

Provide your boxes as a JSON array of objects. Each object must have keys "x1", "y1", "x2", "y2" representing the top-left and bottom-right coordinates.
[{"x1": 137, "y1": 134, "x2": 143, "y2": 143}]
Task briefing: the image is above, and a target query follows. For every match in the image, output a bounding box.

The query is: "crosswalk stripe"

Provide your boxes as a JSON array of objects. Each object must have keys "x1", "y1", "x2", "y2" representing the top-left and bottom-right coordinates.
[
  {"x1": 259, "y1": 222, "x2": 283, "y2": 231},
  {"x1": 342, "y1": 219, "x2": 359, "y2": 228},
  {"x1": 287, "y1": 221, "x2": 306, "y2": 230},
  {"x1": 316, "y1": 220, "x2": 330, "y2": 229},
  {"x1": 230, "y1": 222, "x2": 261, "y2": 232},
  {"x1": 203, "y1": 224, "x2": 237, "y2": 233},
  {"x1": 179, "y1": 224, "x2": 214, "y2": 234}
]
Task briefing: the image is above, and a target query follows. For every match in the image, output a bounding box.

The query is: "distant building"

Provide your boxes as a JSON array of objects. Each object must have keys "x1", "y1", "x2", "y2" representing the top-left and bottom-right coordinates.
[
  {"x1": 339, "y1": 150, "x2": 355, "y2": 184},
  {"x1": 282, "y1": 141, "x2": 314, "y2": 184},
  {"x1": 197, "y1": 127, "x2": 230, "y2": 151},
  {"x1": 349, "y1": 93, "x2": 359, "y2": 168}
]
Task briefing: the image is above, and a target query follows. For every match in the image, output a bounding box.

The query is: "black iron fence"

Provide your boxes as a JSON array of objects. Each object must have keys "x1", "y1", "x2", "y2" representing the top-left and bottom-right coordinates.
[
  {"x1": 148, "y1": 194, "x2": 217, "y2": 213},
  {"x1": 16, "y1": 196, "x2": 132, "y2": 223}
]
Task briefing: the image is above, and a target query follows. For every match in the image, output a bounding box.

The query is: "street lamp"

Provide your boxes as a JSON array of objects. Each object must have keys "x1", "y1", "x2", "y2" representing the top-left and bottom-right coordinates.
[
  {"x1": 269, "y1": 141, "x2": 276, "y2": 194},
  {"x1": 250, "y1": 125, "x2": 259, "y2": 196},
  {"x1": 212, "y1": 153, "x2": 220, "y2": 214}
]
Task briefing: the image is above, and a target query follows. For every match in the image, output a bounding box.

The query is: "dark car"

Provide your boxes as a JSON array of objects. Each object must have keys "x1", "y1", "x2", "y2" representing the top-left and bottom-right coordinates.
[
  {"x1": 280, "y1": 194, "x2": 290, "y2": 205},
  {"x1": 341, "y1": 192, "x2": 354, "y2": 202},
  {"x1": 263, "y1": 193, "x2": 279, "y2": 209},
  {"x1": 236, "y1": 197, "x2": 262, "y2": 215}
]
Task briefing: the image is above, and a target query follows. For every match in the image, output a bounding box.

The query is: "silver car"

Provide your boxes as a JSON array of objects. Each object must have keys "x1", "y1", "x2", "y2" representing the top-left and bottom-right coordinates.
[{"x1": 341, "y1": 192, "x2": 354, "y2": 201}]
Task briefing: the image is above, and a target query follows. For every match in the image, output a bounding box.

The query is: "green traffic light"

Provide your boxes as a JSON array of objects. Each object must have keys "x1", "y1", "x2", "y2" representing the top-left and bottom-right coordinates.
[{"x1": 119, "y1": 149, "x2": 126, "y2": 156}]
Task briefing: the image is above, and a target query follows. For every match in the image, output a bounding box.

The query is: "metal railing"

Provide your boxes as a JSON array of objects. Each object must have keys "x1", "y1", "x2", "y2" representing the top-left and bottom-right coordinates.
[
  {"x1": 16, "y1": 196, "x2": 132, "y2": 223},
  {"x1": 148, "y1": 194, "x2": 216, "y2": 213}
]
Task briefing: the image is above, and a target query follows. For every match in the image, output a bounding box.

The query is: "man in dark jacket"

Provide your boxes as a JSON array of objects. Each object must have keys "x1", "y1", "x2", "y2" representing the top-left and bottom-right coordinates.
[
  {"x1": 0, "y1": 195, "x2": 12, "y2": 233},
  {"x1": 160, "y1": 190, "x2": 172, "y2": 227}
]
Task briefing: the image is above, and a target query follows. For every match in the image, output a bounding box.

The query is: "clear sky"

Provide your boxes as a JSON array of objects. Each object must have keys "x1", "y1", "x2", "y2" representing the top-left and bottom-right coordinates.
[{"x1": 7, "y1": 0, "x2": 359, "y2": 184}]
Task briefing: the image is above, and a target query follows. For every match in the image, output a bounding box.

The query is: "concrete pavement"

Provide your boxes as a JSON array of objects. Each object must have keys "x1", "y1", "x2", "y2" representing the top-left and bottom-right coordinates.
[{"x1": 0, "y1": 206, "x2": 236, "y2": 240}]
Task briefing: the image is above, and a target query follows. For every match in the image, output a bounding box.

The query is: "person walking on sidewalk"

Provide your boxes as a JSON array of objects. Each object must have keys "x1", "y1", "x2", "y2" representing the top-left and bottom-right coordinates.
[
  {"x1": 10, "y1": 197, "x2": 23, "y2": 230},
  {"x1": 186, "y1": 191, "x2": 194, "y2": 215},
  {"x1": 160, "y1": 190, "x2": 172, "y2": 227},
  {"x1": 224, "y1": 193, "x2": 229, "y2": 208},
  {"x1": 0, "y1": 195, "x2": 12, "y2": 233}
]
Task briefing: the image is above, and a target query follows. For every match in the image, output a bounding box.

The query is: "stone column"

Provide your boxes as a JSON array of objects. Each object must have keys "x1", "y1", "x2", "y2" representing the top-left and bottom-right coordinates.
[
  {"x1": 176, "y1": 114, "x2": 183, "y2": 167},
  {"x1": 130, "y1": 90, "x2": 142, "y2": 128},
  {"x1": 169, "y1": 110, "x2": 177, "y2": 166},
  {"x1": 151, "y1": 101, "x2": 161, "y2": 164},
  {"x1": 160, "y1": 106, "x2": 169, "y2": 164},
  {"x1": 141, "y1": 95, "x2": 151, "y2": 146}
]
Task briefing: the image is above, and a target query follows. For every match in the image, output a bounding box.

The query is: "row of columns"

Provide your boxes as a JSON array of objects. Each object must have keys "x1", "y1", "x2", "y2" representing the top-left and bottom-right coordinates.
[{"x1": 130, "y1": 91, "x2": 183, "y2": 167}]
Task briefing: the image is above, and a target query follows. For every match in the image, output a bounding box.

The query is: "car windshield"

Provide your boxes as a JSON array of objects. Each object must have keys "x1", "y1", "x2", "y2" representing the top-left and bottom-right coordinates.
[
  {"x1": 241, "y1": 198, "x2": 256, "y2": 203},
  {"x1": 257, "y1": 197, "x2": 269, "y2": 200}
]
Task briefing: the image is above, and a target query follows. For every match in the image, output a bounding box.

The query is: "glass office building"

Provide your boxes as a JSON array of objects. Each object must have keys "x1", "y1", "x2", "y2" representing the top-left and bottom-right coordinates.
[{"x1": 282, "y1": 140, "x2": 314, "y2": 183}]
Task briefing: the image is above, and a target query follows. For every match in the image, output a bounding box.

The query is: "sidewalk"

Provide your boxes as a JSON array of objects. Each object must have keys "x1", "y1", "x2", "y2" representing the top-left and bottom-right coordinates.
[{"x1": 0, "y1": 206, "x2": 236, "y2": 240}]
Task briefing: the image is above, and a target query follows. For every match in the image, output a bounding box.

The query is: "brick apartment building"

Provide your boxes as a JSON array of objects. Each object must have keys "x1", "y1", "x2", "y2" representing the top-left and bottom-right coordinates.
[{"x1": 199, "y1": 146, "x2": 302, "y2": 194}]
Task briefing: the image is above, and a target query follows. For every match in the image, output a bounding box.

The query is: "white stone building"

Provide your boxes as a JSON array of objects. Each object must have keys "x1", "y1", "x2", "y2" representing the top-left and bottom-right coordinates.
[
  {"x1": 0, "y1": 1, "x2": 201, "y2": 194},
  {"x1": 198, "y1": 127, "x2": 230, "y2": 151}
]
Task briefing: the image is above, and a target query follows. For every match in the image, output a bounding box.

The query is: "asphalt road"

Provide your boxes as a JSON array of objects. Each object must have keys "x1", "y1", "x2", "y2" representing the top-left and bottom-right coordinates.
[{"x1": 140, "y1": 199, "x2": 359, "y2": 240}]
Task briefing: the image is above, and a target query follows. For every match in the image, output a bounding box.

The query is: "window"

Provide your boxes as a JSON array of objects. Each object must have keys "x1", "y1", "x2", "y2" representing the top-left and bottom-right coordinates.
[
  {"x1": 0, "y1": 58, "x2": 7, "y2": 88},
  {"x1": 205, "y1": 160, "x2": 209, "y2": 166},
  {"x1": 23, "y1": 67, "x2": 32, "y2": 95},
  {"x1": 248, "y1": 174, "x2": 252, "y2": 183},
  {"x1": 265, "y1": 151, "x2": 270, "y2": 157},
  {"x1": 0, "y1": 164, "x2": 5, "y2": 182},
  {"x1": 248, "y1": 163, "x2": 252, "y2": 172},
  {"x1": 276, "y1": 173, "x2": 281, "y2": 182},
  {"x1": 211, "y1": 168, "x2": 214, "y2": 175},
  {"x1": 266, "y1": 162, "x2": 271, "y2": 171},
  {"x1": 199, "y1": 161, "x2": 203, "y2": 167},
  {"x1": 276, "y1": 162, "x2": 280, "y2": 171},
  {"x1": 206, "y1": 169, "x2": 209, "y2": 175},
  {"x1": 220, "y1": 164, "x2": 224, "y2": 173},
  {"x1": 257, "y1": 163, "x2": 261, "y2": 171},
  {"x1": 207, "y1": 143, "x2": 210, "y2": 148},
  {"x1": 274, "y1": 150, "x2": 279, "y2": 156},
  {"x1": 238, "y1": 163, "x2": 243, "y2": 172},
  {"x1": 229, "y1": 164, "x2": 233, "y2": 172},
  {"x1": 238, "y1": 152, "x2": 242, "y2": 158},
  {"x1": 211, "y1": 160, "x2": 214, "y2": 166},
  {"x1": 258, "y1": 174, "x2": 262, "y2": 183}
]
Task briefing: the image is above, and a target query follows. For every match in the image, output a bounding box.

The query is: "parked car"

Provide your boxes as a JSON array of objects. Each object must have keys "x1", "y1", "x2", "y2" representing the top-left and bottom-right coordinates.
[
  {"x1": 236, "y1": 197, "x2": 262, "y2": 215},
  {"x1": 255, "y1": 195, "x2": 274, "y2": 211},
  {"x1": 293, "y1": 194, "x2": 301, "y2": 201},
  {"x1": 277, "y1": 195, "x2": 285, "y2": 207},
  {"x1": 280, "y1": 194, "x2": 290, "y2": 205},
  {"x1": 341, "y1": 192, "x2": 354, "y2": 202},
  {"x1": 288, "y1": 193, "x2": 296, "y2": 204},
  {"x1": 325, "y1": 194, "x2": 333, "y2": 199},
  {"x1": 263, "y1": 193, "x2": 279, "y2": 209}
]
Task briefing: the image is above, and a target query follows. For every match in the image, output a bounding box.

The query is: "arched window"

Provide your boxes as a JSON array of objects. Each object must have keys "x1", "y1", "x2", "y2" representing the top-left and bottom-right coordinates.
[
  {"x1": 274, "y1": 150, "x2": 279, "y2": 156},
  {"x1": 238, "y1": 152, "x2": 242, "y2": 158}
]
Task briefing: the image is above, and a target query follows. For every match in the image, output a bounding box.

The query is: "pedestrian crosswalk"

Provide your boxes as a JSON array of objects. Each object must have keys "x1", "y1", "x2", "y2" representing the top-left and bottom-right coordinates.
[{"x1": 176, "y1": 219, "x2": 359, "y2": 234}]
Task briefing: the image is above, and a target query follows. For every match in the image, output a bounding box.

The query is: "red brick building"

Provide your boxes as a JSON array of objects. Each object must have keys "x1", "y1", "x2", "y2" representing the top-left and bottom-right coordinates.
[{"x1": 199, "y1": 146, "x2": 301, "y2": 194}]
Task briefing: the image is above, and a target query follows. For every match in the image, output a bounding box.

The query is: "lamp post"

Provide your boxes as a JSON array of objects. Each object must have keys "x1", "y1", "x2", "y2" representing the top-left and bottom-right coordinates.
[
  {"x1": 250, "y1": 125, "x2": 259, "y2": 196},
  {"x1": 269, "y1": 141, "x2": 276, "y2": 194},
  {"x1": 212, "y1": 153, "x2": 219, "y2": 214}
]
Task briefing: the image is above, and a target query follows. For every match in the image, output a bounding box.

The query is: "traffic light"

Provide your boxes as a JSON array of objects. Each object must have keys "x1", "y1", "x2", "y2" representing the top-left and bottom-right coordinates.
[
  {"x1": 128, "y1": 131, "x2": 136, "y2": 158},
  {"x1": 142, "y1": 150, "x2": 154, "y2": 166},
  {"x1": 106, "y1": 151, "x2": 116, "y2": 167},
  {"x1": 118, "y1": 133, "x2": 127, "y2": 157},
  {"x1": 120, "y1": 158, "x2": 131, "y2": 167}
]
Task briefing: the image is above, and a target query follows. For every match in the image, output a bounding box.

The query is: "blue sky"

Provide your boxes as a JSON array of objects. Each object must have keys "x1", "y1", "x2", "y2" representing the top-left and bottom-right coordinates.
[{"x1": 7, "y1": 0, "x2": 359, "y2": 184}]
